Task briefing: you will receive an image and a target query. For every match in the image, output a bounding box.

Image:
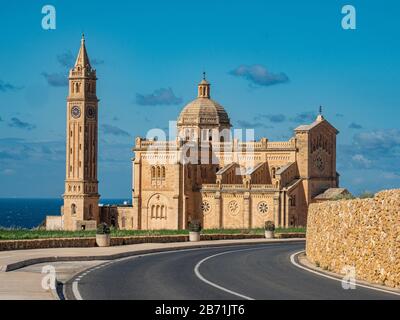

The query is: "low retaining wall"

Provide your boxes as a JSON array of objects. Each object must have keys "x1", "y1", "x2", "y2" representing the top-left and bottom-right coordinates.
[
  {"x1": 306, "y1": 189, "x2": 400, "y2": 288},
  {"x1": 0, "y1": 232, "x2": 305, "y2": 251}
]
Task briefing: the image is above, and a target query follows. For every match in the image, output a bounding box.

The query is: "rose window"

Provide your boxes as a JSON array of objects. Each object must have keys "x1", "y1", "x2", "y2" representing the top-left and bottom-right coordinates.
[{"x1": 258, "y1": 201, "x2": 269, "y2": 214}]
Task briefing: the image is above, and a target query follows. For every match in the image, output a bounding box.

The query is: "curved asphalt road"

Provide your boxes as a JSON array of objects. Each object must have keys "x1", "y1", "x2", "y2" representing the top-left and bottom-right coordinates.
[{"x1": 66, "y1": 242, "x2": 399, "y2": 300}]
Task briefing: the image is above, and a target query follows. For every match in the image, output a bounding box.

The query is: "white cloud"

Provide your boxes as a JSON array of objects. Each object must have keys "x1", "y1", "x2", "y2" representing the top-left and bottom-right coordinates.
[
  {"x1": 351, "y1": 154, "x2": 372, "y2": 168},
  {"x1": 382, "y1": 172, "x2": 400, "y2": 180}
]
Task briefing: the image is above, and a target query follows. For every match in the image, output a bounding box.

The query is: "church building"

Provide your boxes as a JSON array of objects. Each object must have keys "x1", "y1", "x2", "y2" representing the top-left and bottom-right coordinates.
[{"x1": 46, "y1": 36, "x2": 341, "y2": 231}]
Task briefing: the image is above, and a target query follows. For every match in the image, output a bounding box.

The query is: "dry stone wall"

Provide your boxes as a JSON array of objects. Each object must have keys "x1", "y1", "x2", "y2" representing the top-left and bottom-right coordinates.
[{"x1": 306, "y1": 189, "x2": 400, "y2": 288}]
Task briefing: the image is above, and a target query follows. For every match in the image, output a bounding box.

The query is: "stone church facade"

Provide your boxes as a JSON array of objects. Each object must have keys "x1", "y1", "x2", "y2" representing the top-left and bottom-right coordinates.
[{"x1": 47, "y1": 37, "x2": 341, "y2": 231}]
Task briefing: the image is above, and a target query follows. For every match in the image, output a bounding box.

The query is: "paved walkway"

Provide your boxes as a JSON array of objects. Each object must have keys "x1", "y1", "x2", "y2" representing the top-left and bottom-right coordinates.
[{"x1": 0, "y1": 238, "x2": 304, "y2": 300}]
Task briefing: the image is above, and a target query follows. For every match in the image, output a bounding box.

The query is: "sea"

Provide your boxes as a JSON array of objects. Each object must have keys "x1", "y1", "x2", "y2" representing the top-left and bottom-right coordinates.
[{"x1": 0, "y1": 198, "x2": 130, "y2": 229}]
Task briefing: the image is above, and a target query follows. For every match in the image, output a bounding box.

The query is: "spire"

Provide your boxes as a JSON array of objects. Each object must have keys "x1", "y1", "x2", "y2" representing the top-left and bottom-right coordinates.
[
  {"x1": 74, "y1": 33, "x2": 91, "y2": 68},
  {"x1": 198, "y1": 72, "x2": 210, "y2": 98},
  {"x1": 316, "y1": 105, "x2": 325, "y2": 122}
]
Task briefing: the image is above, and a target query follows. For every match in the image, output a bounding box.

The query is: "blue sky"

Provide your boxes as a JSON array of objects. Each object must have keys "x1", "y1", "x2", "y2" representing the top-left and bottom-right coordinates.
[{"x1": 0, "y1": 0, "x2": 400, "y2": 198}]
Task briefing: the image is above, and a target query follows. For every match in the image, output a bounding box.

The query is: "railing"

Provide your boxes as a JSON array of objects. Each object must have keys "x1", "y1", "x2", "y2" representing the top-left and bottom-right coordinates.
[
  {"x1": 202, "y1": 184, "x2": 219, "y2": 189},
  {"x1": 201, "y1": 183, "x2": 276, "y2": 191},
  {"x1": 250, "y1": 184, "x2": 275, "y2": 189},
  {"x1": 136, "y1": 140, "x2": 177, "y2": 149},
  {"x1": 221, "y1": 184, "x2": 245, "y2": 189},
  {"x1": 267, "y1": 141, "x2": 295, "y2": 149}
]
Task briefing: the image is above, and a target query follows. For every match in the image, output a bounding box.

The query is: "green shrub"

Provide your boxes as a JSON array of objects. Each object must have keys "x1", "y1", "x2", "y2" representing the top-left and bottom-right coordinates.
[
  {"x1": 264, "y1": 221, "x2": 275, "y2": 231},
  {"x1": 96, "y1": 223, "x2": 110, "y2": 235},
  {"x1": 359, "y1": 191, "x2": 375, "y2": 199},
  {"x1": 333, "y1": 193, "x2": 355, "y2": 201},
  {"x1": 0, "y1": 226, "x2": 305, "y2": 240},
  {"x1": 188, "y1": 221, "x2": 202, "y2": 232}
]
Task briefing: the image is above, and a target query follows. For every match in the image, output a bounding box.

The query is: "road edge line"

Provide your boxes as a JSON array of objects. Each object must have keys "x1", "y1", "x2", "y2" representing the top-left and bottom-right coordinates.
[
  {"x1": 290, "y1": 250, "x2": 400, "y2": 297},
  {"x1": 72, "y1": 281, "x2": 83, "y2": 300}
]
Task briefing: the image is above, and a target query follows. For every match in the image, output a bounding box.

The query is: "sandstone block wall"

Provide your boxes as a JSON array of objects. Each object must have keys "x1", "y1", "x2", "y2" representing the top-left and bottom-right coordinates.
[{"x1": 306, "y1": 189, "x2": 400, "y2": 288}]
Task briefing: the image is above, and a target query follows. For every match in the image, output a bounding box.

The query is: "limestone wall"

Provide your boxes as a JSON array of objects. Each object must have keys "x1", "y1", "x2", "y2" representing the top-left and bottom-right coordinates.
[
  {"x1": 45, "y1": 216, "x2": 63, "y2": 230},
  {"x1": 306, "y1": 189, "x2": 400, "y2": 288},
  {"x1": 0, "y1": 232, "x2": 305, "y2": 251}
]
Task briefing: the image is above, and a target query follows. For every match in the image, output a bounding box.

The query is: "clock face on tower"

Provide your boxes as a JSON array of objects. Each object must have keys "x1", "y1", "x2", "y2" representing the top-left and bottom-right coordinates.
[
  {"x1": 86, "y1": 106, "x2": 96, "y2": 119},
  {"x1": 71, "y1": 106, "x2": 81, "y2": 119}
]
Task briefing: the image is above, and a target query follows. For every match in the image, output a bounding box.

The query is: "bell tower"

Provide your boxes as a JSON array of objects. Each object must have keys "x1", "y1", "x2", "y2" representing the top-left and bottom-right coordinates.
[{"x1": 63, "y1": 34, "x2": 99, "y2": 230}]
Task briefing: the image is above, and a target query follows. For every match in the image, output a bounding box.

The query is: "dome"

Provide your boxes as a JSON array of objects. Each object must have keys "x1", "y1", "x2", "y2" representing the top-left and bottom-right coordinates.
[
  {"x1": 177, "y1": 75, "x2": 231, "y2": 128},
  {"x1": 177, "y1": 97, "x2": 231, "y2": 127}
]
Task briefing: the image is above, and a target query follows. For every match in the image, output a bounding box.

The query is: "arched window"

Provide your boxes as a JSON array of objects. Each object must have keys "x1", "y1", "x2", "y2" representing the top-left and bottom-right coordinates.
[
  {"x1": 121, "y1": 216, "x2": 126, "y2": 228},
  {"x1": 290, "y1": 195, "x2": 296, "y2": 207},
  {"x1": 151, "y1": 205, "x2": 155, "y2": 218},
  {"x1": 157, "y1": 166, "x2": 161, "y2": 179},
  {"x1": 76, "y1": 83, "x2": 80, "y2": 93},
  {"x1": 151, "y1": 166, "x2": 156, "y2": 179},
  {"x1": 271, "y1": 167, "x2": 276, "y2": 179},
  {"x1": 88, "y1": 204, "x2": 93, "y2": 219},
  {"x1": 71, "y1": 204, "x2": 77, "y2": 215},
  {"x1": 156, "y1": 205, "x2": 160, "y2": 218},
  {"x1": 161, "y1": 166, "x2": 166, "y2": 180},
  {"x1": 161, "y1": 205, "x2": 165, "y2": 219}
]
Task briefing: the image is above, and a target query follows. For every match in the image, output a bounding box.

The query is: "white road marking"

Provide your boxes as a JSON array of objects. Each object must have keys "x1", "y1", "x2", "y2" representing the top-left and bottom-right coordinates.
[
  {"x1": 72, "y1": 281, "x2": 83, "y2": 300},
  {"x1": 290, "y1": 250, "x2": 400, "y2": 297},
  {"x1": 194, "y1": 247, "x2": 274, "y2": 300}
]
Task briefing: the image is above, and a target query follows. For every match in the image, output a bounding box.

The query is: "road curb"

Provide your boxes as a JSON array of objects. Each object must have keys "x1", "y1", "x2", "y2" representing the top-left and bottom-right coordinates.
[
  {"x1": 2, "y1": 238, "x2": 305, "y2": 272},
  {"x1": 292, "y1": 251, "x2": 400, "y2": 296}
]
